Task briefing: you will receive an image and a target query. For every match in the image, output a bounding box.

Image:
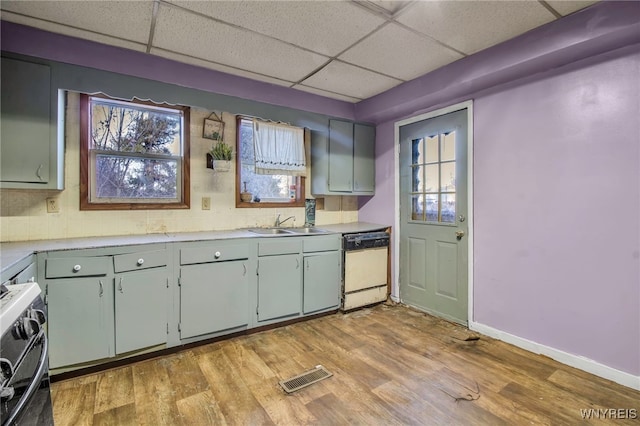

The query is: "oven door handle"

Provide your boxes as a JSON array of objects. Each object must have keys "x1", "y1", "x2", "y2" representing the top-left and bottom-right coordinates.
[{"x1": 3, "y1": 330, "x2": 48, "y2": 426}]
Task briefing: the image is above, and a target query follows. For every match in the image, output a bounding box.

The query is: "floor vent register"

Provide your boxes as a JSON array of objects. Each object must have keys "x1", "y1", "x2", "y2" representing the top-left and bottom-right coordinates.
[{"x1": 279, "y1": 365, "x2": 333, "y2": 393}]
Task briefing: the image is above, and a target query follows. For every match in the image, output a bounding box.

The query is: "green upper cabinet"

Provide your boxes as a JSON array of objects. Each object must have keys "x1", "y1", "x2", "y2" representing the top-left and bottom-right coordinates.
[
  {"x1": 353, "y1": 123, "x2": 376, "y2": 193},
  {"x1": 312, "y1": 119, "x2": 375, "y2": 196},
  {"x1": 328, "y1": 120, "x2": 354, "y2": 192},
  {"x1": 1, "y1": 57, "x2": 63, "y2": 189}
]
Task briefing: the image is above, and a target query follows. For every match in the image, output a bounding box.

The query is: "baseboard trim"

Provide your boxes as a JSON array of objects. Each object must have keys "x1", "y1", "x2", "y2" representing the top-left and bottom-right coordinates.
[{"x1": 469, "y1": 321, "x2": 640, "y2": 391}]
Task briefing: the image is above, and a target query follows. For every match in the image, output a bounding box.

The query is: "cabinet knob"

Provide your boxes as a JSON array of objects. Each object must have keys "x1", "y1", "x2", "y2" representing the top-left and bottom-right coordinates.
[
  {"x1": 73, "y1": 264, "x2": 81, "y2": 272},
  {"x1": 137, "y1": 258, "x2": 144, "y2": 266},
  {"x1": 214, "y1": 251, "x2": 221, "y2": 259}
]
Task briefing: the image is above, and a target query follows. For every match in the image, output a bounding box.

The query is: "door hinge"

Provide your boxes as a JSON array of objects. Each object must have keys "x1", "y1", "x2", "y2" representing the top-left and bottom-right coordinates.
[{"x1": 166, "y1": 323, "x2": 169, "y2": 334}]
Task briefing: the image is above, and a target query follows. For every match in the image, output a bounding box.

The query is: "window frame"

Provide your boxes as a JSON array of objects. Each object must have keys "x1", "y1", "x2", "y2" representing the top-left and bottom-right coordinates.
[
  {"x1": 79, "y1": 93, "x2": 190, "y2": 210},
  {"x1": 410, "y1": 132, "x2": 456, "y2": 224},
  {"x1": 235, "y1": 116, "x2": 305, "y2": 208}
]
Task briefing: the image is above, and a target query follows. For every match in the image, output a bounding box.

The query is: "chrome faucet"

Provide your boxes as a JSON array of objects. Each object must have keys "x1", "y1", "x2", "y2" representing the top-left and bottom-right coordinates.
[{"x1": 275, "y1": 214, "x2": 295, "y2": 227}]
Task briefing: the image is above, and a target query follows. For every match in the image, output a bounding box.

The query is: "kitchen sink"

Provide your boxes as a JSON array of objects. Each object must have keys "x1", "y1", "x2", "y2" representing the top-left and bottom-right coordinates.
[
  {"x1": 286, "y1": 227, "x2": 328, "y2": 234},
  {"x1": 247, "y1": 228, "x2": 293, "y2": 235},
  {"x1": 247, "y1": 227, "x2": 328, "y2": 235}
]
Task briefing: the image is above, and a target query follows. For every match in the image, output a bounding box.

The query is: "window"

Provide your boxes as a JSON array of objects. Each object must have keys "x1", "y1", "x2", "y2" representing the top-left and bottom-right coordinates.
[
  {"x1": 410, "y1": 131, "x2": 456, "y2": 223},
  {"x1": 236, "y1": 117, "x2": 305, "y2": 208},
  {"x1": 80, "y1": 94, "x2": 190, "y2": 210}
]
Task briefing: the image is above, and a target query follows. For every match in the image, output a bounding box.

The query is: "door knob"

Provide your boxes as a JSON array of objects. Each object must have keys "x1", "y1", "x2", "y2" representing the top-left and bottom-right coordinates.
[{"x1": 456, "y1": 230, "x2": 465, "y2": 240}]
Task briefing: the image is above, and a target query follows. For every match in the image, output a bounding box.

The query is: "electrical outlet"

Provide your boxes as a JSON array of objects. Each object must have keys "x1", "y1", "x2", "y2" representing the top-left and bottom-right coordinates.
[
  {"x1": 201, "y1": 197, "x2": 211, "y2": 210},
  {"x1": 46, "y1": 198, "x2": 60, "y2": 213}
]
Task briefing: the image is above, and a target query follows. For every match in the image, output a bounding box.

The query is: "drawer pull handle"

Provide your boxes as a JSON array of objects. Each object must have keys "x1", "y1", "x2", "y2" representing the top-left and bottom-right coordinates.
[
  {"x1": 118, "y1": 278, "x2": 123, "y2": 293},
  {"x1": 243, "y1": 263, "x2": 247, "y2": 276},
  {"x1": 99, "y1": 280, "x2": 104, "y2": 297},
  {"x1": 73, "y1": 265, "x2": 81, "y2": 272},
  {"x1": 214, "y1": 251, "x2": 221, "y2": 259},
  {"x1": 137, "y1": 258, "x2": 144, "y2": 266},
  {"x1": 296, "y1": 259, "x2": 300, "y2": 269}
]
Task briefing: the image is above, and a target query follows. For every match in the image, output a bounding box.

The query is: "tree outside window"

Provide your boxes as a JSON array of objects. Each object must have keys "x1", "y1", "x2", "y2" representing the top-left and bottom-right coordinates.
[{"x1": 80, "y1": 94, "x2": 190, "y2": 210}]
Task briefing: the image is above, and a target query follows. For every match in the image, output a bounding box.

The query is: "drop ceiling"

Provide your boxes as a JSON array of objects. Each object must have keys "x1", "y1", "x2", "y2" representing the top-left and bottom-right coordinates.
[{"x1": 1, "y1": 0, "x2": 598, "y2": 103}]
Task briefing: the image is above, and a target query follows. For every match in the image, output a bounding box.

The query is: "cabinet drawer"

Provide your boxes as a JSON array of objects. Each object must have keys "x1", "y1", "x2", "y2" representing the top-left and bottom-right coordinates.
[
  {"x1": 181, "y1": 243, "x2": 249, "y2": 265},
  {"x1": 258, "y1": 239, "x2": 301, "y2": 256},
  {"x1": 303, "y1": 235, "x2": 340, "y2": 253},
  {"x1": 46, "y1": 257, "x2": 111, "y2": 278},
  {"x1": 114, "y1": 249, "x2": 167, "y2": 273}
]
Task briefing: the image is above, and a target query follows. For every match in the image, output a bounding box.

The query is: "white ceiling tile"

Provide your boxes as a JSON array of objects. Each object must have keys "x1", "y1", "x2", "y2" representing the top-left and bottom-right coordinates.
[
  {"x1": 0, "y1": 11, "x2": 147, "y2": 52},
  {"x1": 546, "y1": 1, "x2": 599, "y2": 16},
  {"x1": 0, "y1": 0, "x2": 153, "y2": 44},
  {"x1": 339, "y1": 22, "x2": 463, "y2": 81},
  {"x1": 150, "y1": 48, "x2": 293, "y2": 87},
  {"x1": 293, "y1": 84, "x2": 362, "y2": 103},
  {"x1": 301, "y1": 61, "x2": 402, "y2": 99},
  {"x1": 153, "y1": 4, "x2": 328, "y2": 83},
  {"x1": 397, "y1": 0, "x2": 556, "y2": 55},
  {"x1": 167, "y1": 0, "x2": 386, "y2": 57}
]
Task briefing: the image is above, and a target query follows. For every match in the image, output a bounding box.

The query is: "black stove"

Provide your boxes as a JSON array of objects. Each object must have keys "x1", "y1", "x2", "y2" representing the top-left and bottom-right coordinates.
[{"x1": 0, "y1": 283, "x2": 53, "y2": 426}]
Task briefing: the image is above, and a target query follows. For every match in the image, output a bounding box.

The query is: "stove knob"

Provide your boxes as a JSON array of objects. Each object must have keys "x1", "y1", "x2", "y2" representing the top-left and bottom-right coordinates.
[
  {"x1": 0, "y1": 358, "x2": 14, "y2": 383},
  {"x1": 19, "y1": 317, "x2": 40, "y2": 339},
  {"x1": 29, "y1": 308, "x2": 46, "y2": 326}
]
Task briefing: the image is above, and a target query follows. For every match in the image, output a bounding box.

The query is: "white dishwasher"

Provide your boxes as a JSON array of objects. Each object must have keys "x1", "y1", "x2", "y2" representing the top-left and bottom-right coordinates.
[{"x1": 342, "y1": 231, "x2": 389, "y2": 311}]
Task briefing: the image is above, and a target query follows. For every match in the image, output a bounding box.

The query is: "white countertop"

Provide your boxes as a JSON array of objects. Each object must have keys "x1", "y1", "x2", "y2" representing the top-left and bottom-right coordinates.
[{"x1": 0, "y1": 222, "x2": 389, "y2": 275}]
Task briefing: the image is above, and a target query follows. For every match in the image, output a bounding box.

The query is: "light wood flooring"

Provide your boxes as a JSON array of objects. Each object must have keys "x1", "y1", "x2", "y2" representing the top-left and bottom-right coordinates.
[{"x1": 51, "y1": 304, "x2": 640, "y2": 425}]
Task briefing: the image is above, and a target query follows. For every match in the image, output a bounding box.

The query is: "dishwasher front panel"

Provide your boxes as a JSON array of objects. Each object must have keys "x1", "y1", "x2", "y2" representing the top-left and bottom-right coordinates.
[{"x1": 344, "y1": 247, "x2": 388, "y2": 293}]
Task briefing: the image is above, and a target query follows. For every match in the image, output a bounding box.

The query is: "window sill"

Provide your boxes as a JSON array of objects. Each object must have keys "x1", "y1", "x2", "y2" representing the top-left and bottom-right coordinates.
[
  {"x1": 236, "y1": 199, "x2": 305, "y2": 209},
  {"x1": 80, "y1": 200, "x2": 190, "y2": 210}
]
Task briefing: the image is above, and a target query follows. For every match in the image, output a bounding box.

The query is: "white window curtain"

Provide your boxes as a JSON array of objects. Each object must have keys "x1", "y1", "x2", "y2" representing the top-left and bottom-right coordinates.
[{"x1": 253, "y1": 119, "x2": 306, "y2": 176}]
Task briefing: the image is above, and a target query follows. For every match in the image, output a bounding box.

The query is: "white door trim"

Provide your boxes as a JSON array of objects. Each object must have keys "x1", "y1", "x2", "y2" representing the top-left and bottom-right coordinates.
[{"x1": 393, "y1": 100, "x2": 474, "y2": 323}]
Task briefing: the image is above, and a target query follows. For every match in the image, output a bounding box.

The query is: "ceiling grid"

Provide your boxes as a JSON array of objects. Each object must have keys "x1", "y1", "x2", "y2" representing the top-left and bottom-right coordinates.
[{"x1": 0, "y1": 0, "x2": 597, "y2": 103}]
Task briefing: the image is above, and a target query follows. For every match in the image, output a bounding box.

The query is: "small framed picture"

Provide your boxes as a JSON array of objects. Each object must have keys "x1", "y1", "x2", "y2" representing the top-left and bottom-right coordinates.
[{"x1": 203, "y1": 118, "x2": 224, "y2": 141}]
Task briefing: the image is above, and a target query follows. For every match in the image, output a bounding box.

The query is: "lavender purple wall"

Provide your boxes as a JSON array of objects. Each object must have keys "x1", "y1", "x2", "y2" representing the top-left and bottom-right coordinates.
[
  {"x1": 472, "y1": 46, "x2": 639, "y2": 376},
  {"x1": 359, "y1": 2, "x2": 640, "y2": 377},
  {"x1": 0, "y1": 21, "x2": 355, "y2": 121}
]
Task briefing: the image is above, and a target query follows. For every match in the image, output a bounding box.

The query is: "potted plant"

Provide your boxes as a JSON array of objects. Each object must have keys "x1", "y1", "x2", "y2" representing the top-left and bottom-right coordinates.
[{"x1": 207, "y1": 141, "x2": 233, "y2": 172}]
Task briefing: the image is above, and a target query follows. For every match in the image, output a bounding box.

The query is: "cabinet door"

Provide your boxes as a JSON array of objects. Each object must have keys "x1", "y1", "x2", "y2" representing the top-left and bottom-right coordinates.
[
  {"x1": 258, "y1": 254, "x2": 301, "y2": 322},
  {"x1": 48, "y1": 278, "x2": 114, "y2": 368},
  {"x1": 328, "y1": 120, "x2": 354, "y2": 192},
  {"x1": 353, "y1": 123, "x2": 375, "y2": 193},
  {"x1": 115, "y1": 268, "x2": 168, "y2": 354},
  {"x1": 303, "y1": 252, "x2": 341, "y2": 314},
  {"x1": 180, "y1": 261, "x2": 249, "y2": 339},
  {"x1": 1, "y1": 58, "x2": 51, "y2": 184}
]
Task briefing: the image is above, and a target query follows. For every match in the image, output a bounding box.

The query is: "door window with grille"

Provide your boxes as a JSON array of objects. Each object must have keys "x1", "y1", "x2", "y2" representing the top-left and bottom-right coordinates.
[{"x1": 410, "y1": 131, "x2": 456, "y2": 223}]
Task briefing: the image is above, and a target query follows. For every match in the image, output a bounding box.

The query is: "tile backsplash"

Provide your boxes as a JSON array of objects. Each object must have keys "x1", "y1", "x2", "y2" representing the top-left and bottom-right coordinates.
[{"x1": 0, "y1": 92, "x2": 357, "y2": 242}]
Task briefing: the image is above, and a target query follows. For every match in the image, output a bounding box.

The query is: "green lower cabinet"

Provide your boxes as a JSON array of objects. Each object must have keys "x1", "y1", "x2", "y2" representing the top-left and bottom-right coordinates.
[
  {"x1": 303, "y1": 252, "x2": 341, "y2": 314},
  {"x1": 180, "y1": 260, "x2": 249, "y2": 339},
  {"x1": 48, "y1": 277, "x2": 114, "y2": 368},
  {"x1": 257, "y1": 254, "x2": 302, "y2": 322},
  {"x1": 115, "y1": 268, "x2": 168, "y2": 355}
]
